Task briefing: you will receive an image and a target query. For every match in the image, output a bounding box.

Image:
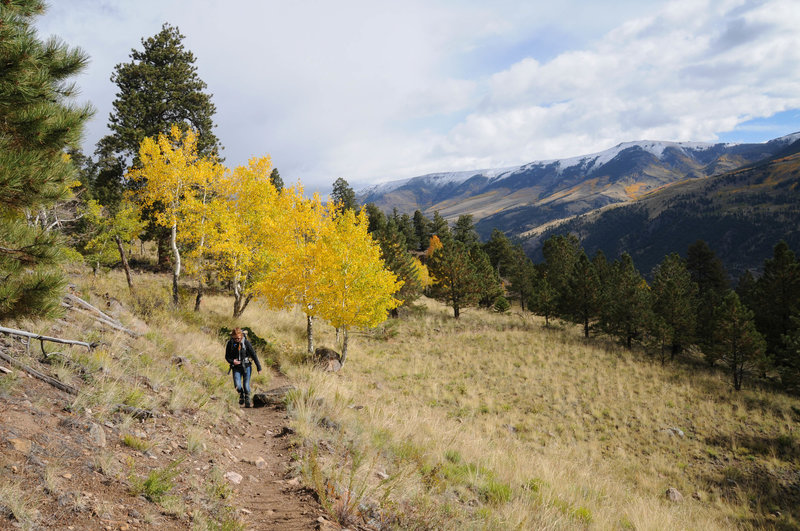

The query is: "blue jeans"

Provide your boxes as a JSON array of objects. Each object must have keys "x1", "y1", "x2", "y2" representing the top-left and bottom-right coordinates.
[{"x1": 232, "y1": 364, "x2": 252, "y2": 397}]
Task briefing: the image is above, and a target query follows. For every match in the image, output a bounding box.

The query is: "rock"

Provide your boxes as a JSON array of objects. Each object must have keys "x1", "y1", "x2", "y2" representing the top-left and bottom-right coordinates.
[
  {"x1": 275, "y1": 426, "x2": 295, "y2": 438},
  {"x1": 9, "y1": 438, "x2": 32, "y2": 454},
  {"x1": 313, "y1": 347, "x2": 342, "y2": 372},
  {"x1": 318, "y1": 417, "x2": 340, "y2": 431},
  {"x1": 224, "y1": 471, "x2": 243, "y2": 485},
  {"x1": 241, "y1": 508, "x2": 252, "y2": 515},
  {"x1": 661, "y1": 427, "x2": 686, "y2": 438},
  {"x1": 89, "y1": 423, "x2": 107, "y2": 448},
  {"x1": 0, "y1": 365, "x2": 12, "y2": 374},
  {"x1": 62, "y1": 473, "x2": 73, "y2": 479},
  {"x1": 252, "y1": 386, "x2": 295, "y2": 408},
  {"x1": 286, "y1": 476, "x2": 301, "y2": 486},
  {"x1": 171, "y1": 356, "x2": 189, "y2": 367},
  {"x1": 666, "y1": 487, "x2": 683, "y2": 502},
  {"x1": 376, "y1": 470, "x2": 389, "y2": 480},
  {"x1": 255, "y1": 456, "x2": 267, "y2": 469}
]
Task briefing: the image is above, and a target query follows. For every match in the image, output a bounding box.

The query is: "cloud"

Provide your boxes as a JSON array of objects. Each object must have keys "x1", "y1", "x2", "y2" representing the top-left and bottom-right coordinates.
[{"x1": 35, "y1": 0, "x2": 800, "y2": 192}]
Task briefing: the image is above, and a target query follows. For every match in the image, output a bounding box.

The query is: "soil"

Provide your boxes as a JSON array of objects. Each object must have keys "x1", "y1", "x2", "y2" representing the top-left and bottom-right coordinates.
[{"x1": 0, "y1": 340, "x2": 338, "y2": 531}]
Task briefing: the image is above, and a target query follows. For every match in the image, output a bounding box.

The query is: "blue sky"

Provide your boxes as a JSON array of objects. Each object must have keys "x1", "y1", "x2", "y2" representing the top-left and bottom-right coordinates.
[{"x1": 37, "y1": 0, "x2": 800, "y2": 192}]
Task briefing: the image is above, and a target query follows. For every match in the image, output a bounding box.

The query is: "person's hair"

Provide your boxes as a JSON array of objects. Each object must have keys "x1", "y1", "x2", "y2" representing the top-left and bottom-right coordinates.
[{"x1": 231, "y1": 327, "x2": 243, "y2": 339}]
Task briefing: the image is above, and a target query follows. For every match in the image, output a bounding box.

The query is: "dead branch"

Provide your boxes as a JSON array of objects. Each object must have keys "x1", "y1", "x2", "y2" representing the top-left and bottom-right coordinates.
[
  {"x1": 0, "y1": 350, "x2": 78, "y2": 395},
  {"x1": 0, "y1": 325, "x2": 95, "y2": 352},
  {"x1": 64, "y1": 293, "x2": 121, "y2": 325},
  {"x1": 61, "y1": 302, "x2": 139, "y2": 337}
]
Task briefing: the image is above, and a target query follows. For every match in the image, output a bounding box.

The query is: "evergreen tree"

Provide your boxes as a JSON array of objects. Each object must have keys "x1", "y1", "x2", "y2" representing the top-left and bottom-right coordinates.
[
  {"x1": 430, "y1": 211, "x2": 451, "y2": 243},
  {"x1": 686, "y1": 240, "x2": 729, "y2": 356},
  {"x1": 752, "y1": 241, "x2": 800, "y2": 381},
  {"x1": 452, "y1": 214, "x2": 479, "y2": 247},
  {"x1": 508, "y1": 246, "x2": 536, "y2": 311},
  {"x1": 269, "y1": 167, "x2": 283, "y2": 191},
  {"x1": 364, "y1": 203, "x2": 387, "y2": 234},
  {"x1": 780, "y1": 313, "x2": 800, "y2": 393},
  {"x1": 0, "y1": 1, "x2": 93, "y2": 319},
  {"x1": 484, "y1": 229, "x2": 515, "y2": 277},
  {"x1": 98, "y1": 23, "x2": 221, "y2": 267},
  {"x1": 529, "y1": 270, "x2": 558, "y2": 327},
  {"x1": 564, "y1": 252, "x2": 601, "y2": 338},
  {"x1": 412, "y1": 210, "x2": 431, "y2": 252},
  {"x1": 98, "y1": 23, "x2": 221, "y2": 170},
  {"x1": 471, "y1": 245, "x2": 503, "y2": 308},
  {"x1": 541, "y1": 233, "x2": 582, "y2": 315},
  {"x1": 375, "y1": 221, "x2": 423, "y2": 316},
  {"x1": 650, "y1": 253, "x2": 698, "y2": 359},
  {"x1": 330, "y1": 177, "x2": 358, "y2": 212},
  {"x1": 713, "y1": 291, "x2": 766, "y2": 391},
  {"x1": 428, "y1": 239, "x2": 481, "y2": 318},
  {"x1": 398, "y1": 212, "x2": 417, "y2": 251},
  {"x1": 602, "y1": 254, "x2": 651, "y2": 349}
]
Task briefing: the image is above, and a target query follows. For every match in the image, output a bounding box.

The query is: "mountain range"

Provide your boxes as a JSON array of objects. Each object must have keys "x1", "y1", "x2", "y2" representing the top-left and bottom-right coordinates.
[
  {"x1": 359, "y1": 132, "x2": 800, "y2": 240},
  {"x1": 359, "y1": 132, "x2": 800, "y2": 276}
]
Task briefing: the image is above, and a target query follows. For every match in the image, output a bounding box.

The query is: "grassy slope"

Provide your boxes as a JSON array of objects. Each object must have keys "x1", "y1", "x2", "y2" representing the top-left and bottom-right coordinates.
[
  {"x1": 3, "y1": 265, "x2": 799, "y2": 529},
  {"x1": 271, "y1": 299, "x2": 800, "y2": 530}
]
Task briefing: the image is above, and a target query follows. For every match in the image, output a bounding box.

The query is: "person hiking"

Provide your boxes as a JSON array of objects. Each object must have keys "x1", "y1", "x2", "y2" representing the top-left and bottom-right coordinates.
[{"x1": 225, "y1": 328, "x2": 262, "y2": 407}]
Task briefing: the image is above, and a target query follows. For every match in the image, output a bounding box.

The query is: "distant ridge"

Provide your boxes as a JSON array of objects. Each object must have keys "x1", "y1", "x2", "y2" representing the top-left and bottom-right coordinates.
[{"x1": 358, "y1": 132, "x2": 800, "y2": 242}]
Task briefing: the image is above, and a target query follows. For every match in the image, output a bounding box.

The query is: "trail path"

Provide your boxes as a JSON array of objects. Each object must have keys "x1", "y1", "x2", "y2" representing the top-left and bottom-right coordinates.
[{"x1": 220, "y1": 370, "x2": 337, "y2": 531}]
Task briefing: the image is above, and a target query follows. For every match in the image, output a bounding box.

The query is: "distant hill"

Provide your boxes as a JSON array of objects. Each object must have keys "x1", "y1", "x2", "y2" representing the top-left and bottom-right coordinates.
[
  {"x1": 359, "y1": 133, "x2": 800, "y2": 241},
  {"x1": 532, "y1": 137, "x2": 800, "y2": 279}
]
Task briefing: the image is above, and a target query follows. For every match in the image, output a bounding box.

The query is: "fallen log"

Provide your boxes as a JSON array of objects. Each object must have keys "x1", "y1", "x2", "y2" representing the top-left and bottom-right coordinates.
[
  {"x1": 115, "y1": 404, "x2": 157, "y2": 419},
  {"x1": 0, "y1": 325, "x2": 95, "y2": 352},
  {"x1": 64, "y1": 293, "x2": 120, "y2": 325},
  {"x1": 0, "y1": 350, "x2": 78, "y2": 395},
  {"x1": 61, "y1": 302, "x2": 139, "y2": 337}
]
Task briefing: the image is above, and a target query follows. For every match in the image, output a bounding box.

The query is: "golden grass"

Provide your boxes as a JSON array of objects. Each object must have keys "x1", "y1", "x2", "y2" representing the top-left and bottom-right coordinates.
[{"x1": 241, "y1": 297, "x2": 800, "y2": 530}]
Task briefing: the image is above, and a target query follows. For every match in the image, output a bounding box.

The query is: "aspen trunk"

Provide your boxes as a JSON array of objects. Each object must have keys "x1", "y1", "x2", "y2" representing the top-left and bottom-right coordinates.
[
  {"x1": 340, "y1": 328, "x2": 349, "y2": 366},
  {"x1": 170, "y1": 222, "x2": 181, "y2": 307},
  {"x1": 307, "y1": 315, "x2": 314, "y2": 354}
]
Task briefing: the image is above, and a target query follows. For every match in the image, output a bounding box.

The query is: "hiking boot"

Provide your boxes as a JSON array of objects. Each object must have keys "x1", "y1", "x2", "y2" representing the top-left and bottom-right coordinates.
[
  {"x1": 238, "y1": 391, "x2": 244, "y2": 405},
  {"x1": 244, "y1": 394, "x2": 251, "y2": 408}
]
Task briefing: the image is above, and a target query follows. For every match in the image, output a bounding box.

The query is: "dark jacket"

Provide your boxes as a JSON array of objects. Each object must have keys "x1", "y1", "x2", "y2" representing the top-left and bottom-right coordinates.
[{"x1": 225, "y1": 337, "x2": 262, "y2": 372}]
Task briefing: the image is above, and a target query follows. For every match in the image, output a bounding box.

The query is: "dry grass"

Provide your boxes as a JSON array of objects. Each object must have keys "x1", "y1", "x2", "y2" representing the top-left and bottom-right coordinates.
[{"x1": 245, "y1": 297, "x2": 800, "y2": 530}]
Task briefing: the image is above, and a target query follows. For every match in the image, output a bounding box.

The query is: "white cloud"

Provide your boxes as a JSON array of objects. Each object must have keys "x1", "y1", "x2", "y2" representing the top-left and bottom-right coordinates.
[{"x1": 35, "y1": 0, "x2": 800, "y2": 192}]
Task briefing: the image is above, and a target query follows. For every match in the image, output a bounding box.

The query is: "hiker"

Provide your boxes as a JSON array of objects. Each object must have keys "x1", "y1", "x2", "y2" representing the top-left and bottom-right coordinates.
[{"x1": 225, "y1": 327, "x2": 262, "y2": 407}]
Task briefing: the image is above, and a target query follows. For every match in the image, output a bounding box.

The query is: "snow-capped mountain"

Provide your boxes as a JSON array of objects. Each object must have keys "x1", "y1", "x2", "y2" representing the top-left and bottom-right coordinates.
[{"x1": 358, "y1": 133, "x2": 800, "y2": 239}]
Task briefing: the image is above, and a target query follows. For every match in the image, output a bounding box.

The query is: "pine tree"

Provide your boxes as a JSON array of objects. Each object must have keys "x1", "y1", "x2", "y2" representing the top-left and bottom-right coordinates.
[
  {"x1": 650, "y1": 253, "x2": 698, "y2": 359},
  {"x1": 330, "y1": 177, "x2": 358, "y2": 213},
  {"x1": 541, "y1": 233, "x2": 582, "y2": 316},
  {"x1": 269, "y1": 167, "x2": 284, "y2": 191},
  {"x1": 398, "y1": 212, "x2": 418, "y2": 251},
  {"x1": 754, "y1": 242, "x2": 800, "y2": 359},
  {"x1": 484, "y1": 229, "x2": 515, "y2": 277},
  {"x1": 508, "y1": 246, "x2": 536, "y2": 311},
  {"x1": 364, "y1": 203, "x2": 387, "y2": 234},
  {"x1": 0, "y1": 1, "x2": 93, "y2": 319},
  {"x1": 564, "y1": 252, "x2": 601, "y2": 338},
  {"x1": 98, "y1": 23, "x2": 221, "y2": 268},
  {"x1": 453, "y1": 214, "x2": 479, "y2": 247},
  {"x1": 428, "y1": 239, "x2": 480, "y2": 319},
  {"x1": 713, "y1": 291, "x2": 766, "y2": 391},
  {"x1": 430, "y1": 211, "x2": 451, "y2": 243},
  {"x1": 471, "y1": 245, "x2": 503, "y2": 308},
  {"x1": 98, "y1": 23, "x2": 221, "y2": 164},
  {"x1": 375, "y1": 221, "x2": 423, "y2": 316},
  {"x1": 603, "y1": 254, "x2": 651, "y2": 349},
  {"x1": 529, "y1": 270, "x2": 558, "y2": 327},
  {"x1": 412, "y1": 210, "x2": 431, "y2": 252},
  {"x1": 686, "y1": 240, "x2": 729, "y2": 356}
]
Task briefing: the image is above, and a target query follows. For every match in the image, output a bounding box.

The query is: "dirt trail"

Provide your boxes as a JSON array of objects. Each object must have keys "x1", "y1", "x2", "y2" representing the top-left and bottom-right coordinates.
[{"x1": 220, "y1": 370, "x2": 336, "y2": 531}]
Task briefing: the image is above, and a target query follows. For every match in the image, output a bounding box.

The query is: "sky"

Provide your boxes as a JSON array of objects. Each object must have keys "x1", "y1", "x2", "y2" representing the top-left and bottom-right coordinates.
[{"x1": 37, "y1": 0, "x2": 800, "y2": 194}]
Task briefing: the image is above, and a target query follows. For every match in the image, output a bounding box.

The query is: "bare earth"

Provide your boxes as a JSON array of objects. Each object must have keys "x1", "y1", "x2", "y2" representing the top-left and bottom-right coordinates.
[{"x1": 0, "y1": 342, "x2": 337, "y2": 531}]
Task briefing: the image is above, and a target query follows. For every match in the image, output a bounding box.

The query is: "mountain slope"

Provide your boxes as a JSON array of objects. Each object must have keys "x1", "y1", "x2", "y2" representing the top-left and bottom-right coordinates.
[
  {"x1": 532, "y1": 137, "x2": 800, "y2": 278},
  {"x1": 359, "y1": 133, "x2": 800, "y2": 240}
]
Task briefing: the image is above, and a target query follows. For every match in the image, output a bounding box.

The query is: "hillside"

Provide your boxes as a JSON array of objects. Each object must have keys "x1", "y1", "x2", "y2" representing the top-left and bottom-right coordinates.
[
  {"x1": 358, "y1": 134, "x2": 800, "y2": 241},
  {"x1": 3, "y1": 268, "x2": 800, "y2": 529},
  {"x1": 532, "y1": 137, "x2": 800, "y2": 278}
]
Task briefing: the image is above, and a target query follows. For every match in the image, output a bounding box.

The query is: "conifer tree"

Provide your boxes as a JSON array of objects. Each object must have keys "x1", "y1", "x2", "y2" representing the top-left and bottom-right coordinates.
[
  {"x1": 364, "y1": 203, "x2": 387, "y2": 234},
  {"x1": 413, "y1": 210, "x2": 431, "y2": 252},
  {"x1": 398, "y1": 212, "x2": 418, "y2": 251},
  {"x1": 484, "y1": 229, "x2": 515, "y2": 277},
  {"x1": 686, "y1": 240, "x2": 729, "y2": 356},
  {"x1": 375, "y1": 221, "x2": 423, "y2": 316},
  {"x1": 471, "y1": 245, "x2": 503, "y2": 308},
  {"x1": 541, "y1": 233, "x2": 582, "y2": 315},
  {"x1": 453, "y1": 214, "x2": 479, "y2": 247},
  {"x1": 752, "y1": 241, "x2": 800, "y2": 376},
  {"x1": 269, "y1": 167, "x2": 283, "y2": 191},
  {"x1": 0, "y1": 1, "x2": 93, "y2": 319},
  {"x1": 508, "y1": 246, "x2": 536, "y2": 311},
  {"x1": 427, "y1": 239, "x2": 480, "y2": 319},
  {"x1": 564, "y1": 252, "x2": 601, "y2": 338},
  {"x1": 330, "y1": 177, "x2": 358, "y2": 213},
  {"x1": 602, "y1": 254, "x2": 651, "y2": 349},
  {"x1": 430, "y1": 211, "x2": 451, "y2": 243},
  {"x1": 529, "y1": 271, "x2": 558, "y2": 327},
  {"x1": 98, "y1": 23, "x2": 221, "y2": 267},
  {"x1": 650, "y1": 253, "x2": 698, "y2": 359},
  {"x1": 713, "y1": 291, "x2": 766, "y2": 391}
]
